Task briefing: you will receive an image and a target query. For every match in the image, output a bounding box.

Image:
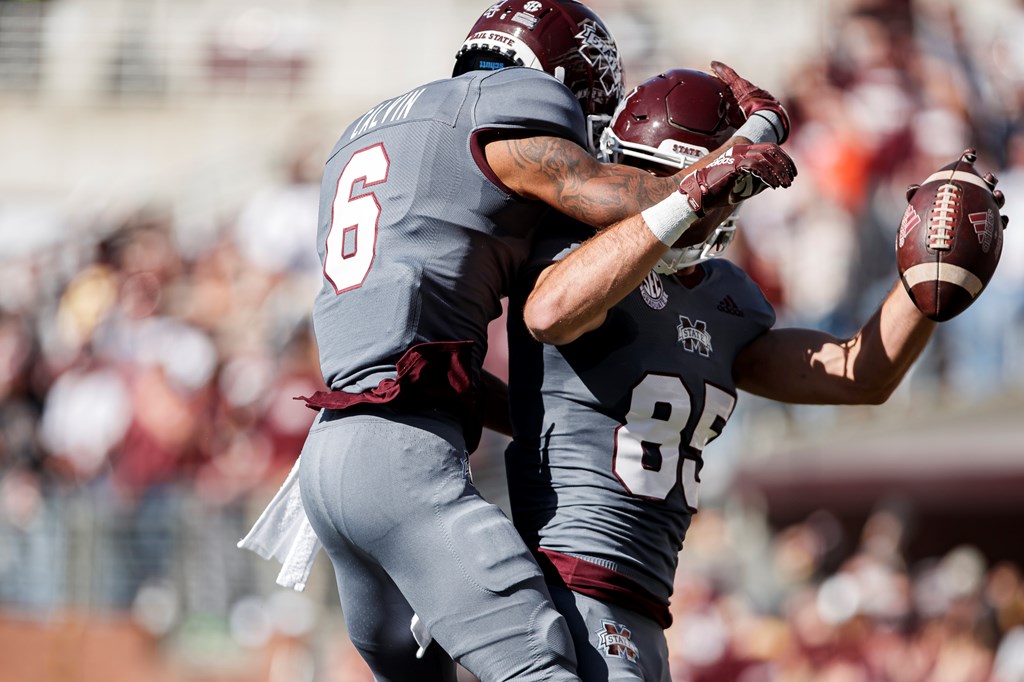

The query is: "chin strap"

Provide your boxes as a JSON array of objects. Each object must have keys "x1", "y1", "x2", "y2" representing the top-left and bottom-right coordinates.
[{"x1": 653, "y1": 248, "x2": 694, "y2": 275}]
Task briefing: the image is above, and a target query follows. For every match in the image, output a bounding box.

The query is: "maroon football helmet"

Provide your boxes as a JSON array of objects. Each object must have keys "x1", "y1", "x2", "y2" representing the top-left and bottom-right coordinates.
[
  {"x1": 601, "y1": 69, "x2": 747, "y2": 272},
  {"x1": 454, "y1": 0, "x2": 624, "y2": 146}
]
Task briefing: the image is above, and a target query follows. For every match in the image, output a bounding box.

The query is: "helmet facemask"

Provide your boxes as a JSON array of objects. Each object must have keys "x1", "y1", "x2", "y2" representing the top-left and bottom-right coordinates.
[{"x1": 653, "y1": 220, "x2": 737, "y2": 275}]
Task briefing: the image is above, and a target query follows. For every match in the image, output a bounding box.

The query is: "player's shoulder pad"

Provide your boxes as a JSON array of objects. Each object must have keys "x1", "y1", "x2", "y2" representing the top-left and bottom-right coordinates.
[
  {"x1": 470, "y1": 67, "x2": 588, "y2": 148},
  {"x1": 706, "y1": 259, "x2": 776, "y2": 330}
]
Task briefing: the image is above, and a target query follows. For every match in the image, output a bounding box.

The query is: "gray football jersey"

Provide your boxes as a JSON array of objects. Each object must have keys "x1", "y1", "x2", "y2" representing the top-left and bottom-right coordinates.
[
  {"x1": 312, "y1": 67, "x2": 587, "y2": 396},
  {"x1": 506, "y1": 219, "x2": 775, "y2": 619}
]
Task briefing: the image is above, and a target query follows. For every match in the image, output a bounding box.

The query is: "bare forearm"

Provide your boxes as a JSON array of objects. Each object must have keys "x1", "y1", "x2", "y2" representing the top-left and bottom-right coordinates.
[
  {"x1": 847, "y1": 281, "x2": 936, "y2": 402},
  {"x1": 736, "y1": 282, "x2": 936, "y2": 404},
  {"x1": 524, "y1": 215, "x2": 666, "y2": 345}
]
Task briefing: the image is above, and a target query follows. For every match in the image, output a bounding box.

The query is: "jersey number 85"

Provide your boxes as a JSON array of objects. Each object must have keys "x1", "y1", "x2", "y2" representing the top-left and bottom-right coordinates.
[{"x1": 613, "y1": 373, "x2": 735, "y2": 509}]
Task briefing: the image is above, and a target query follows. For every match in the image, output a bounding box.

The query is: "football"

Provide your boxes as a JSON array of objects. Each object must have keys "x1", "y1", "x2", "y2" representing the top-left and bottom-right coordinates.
[{"x1": 895, "y1": 149, "x2": 1006, "y2": 322}]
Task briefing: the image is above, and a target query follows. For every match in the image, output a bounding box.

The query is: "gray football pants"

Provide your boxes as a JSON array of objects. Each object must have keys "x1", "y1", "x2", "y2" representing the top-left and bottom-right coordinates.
[{"x1": 299, "y1": 407, "x2": 579, "y2": 681}]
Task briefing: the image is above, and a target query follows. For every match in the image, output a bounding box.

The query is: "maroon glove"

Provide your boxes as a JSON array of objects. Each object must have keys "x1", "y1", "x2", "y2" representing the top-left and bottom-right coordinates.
[
  {"x1": 678, "y1": 143, "x2": 796, "y2": 215},
  {"x1": 711, "y1": 61, "x2": 791, "y2": 144}
]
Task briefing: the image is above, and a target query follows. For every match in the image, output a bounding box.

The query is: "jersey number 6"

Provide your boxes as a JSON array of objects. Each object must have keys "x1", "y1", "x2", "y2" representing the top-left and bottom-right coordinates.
[
  {"x1": 324, "y1": 143, "x2": 390, "y2": 294},
  {"x1": 613, "y1": 373, "x2": 736, "y2": 508}
]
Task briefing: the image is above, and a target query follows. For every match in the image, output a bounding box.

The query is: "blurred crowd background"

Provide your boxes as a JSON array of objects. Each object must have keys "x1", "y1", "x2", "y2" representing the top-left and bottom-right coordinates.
[{"x1": 2, "y1": 0, "x2": 1024, "y2": 680}]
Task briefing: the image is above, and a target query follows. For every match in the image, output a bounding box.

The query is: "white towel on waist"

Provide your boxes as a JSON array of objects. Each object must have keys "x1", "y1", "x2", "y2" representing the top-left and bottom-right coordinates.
[
  {"x1": 237, "y1": 455, "x2": 322, "y2": 592},
  {"x1": 410, "y1": 613, "x2": 434, "y2": 658}
]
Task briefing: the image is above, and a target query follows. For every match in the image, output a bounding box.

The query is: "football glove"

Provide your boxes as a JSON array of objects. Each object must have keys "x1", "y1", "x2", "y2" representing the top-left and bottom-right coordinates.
[
  {"x1": 678, "y1": 143, "x2": 797, "y2": 215},
  {"x1": 711, "y1": 61, "x2": 791, "y2": 145}
]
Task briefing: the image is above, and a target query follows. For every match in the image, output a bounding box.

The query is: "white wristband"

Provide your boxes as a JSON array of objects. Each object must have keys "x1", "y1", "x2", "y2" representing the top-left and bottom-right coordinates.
[
  {"x1": 642, "y1": 190, "x2": 698, "y2": 246},
  {"x1": 735, "y1": 110, "x2": 784, "y2": 144}
]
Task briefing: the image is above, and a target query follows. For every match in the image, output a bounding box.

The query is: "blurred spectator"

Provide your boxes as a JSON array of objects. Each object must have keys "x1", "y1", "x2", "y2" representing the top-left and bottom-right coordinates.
[
  {"x1": 231, "y1": 146, "x2": 321, "y2": 279},
  {"x1": 941, "y1": 125, "x2": 1024, "y2": 395}
]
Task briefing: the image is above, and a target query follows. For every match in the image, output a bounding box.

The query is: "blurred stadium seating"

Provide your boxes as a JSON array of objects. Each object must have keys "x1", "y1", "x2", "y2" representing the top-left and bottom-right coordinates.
[{"x1": 2, "y1": 0, "x2": 1024, "y2": 680}]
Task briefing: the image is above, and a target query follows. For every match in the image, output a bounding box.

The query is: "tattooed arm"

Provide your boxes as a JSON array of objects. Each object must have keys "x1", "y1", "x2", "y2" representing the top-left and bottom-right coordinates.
[
  {"x1": 484, "y1": 134, "x2": 742, "y2": 228},
  {"x1": 482, "y1": 134, "x2": 681, "y2": 343},
  {"x1": 484, "y1": 133, "x2": 744, "y2": 344},
  {"x1": 490, "y1": 134, "x2": 796, "y2": 345}
]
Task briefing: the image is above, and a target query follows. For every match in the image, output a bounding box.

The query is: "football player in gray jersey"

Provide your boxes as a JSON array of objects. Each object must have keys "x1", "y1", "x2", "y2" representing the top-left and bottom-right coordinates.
[
  {"x1": 506, "y1": 67, "x2": 937, "y2": 680},
  {"x1": 269, "y1": 1, "x2": 797, "y2": 680}
]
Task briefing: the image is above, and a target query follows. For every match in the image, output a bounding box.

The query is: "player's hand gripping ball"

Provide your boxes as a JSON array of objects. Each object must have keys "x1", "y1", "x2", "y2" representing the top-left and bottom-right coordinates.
[{"x1": 896, "y1": 149, "x2": 1008, "y2": 321}]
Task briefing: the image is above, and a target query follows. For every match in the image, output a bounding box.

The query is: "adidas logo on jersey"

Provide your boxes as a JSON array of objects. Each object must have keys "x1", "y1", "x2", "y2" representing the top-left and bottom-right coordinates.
[{"x1": 716, "y1": 295, "x2": 744, "y2": 317}]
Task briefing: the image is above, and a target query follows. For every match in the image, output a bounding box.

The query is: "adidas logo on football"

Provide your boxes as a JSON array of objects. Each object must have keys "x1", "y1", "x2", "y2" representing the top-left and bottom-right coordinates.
[{"x1": 717, "y1": 295, "x2": 744, "y2": 317}]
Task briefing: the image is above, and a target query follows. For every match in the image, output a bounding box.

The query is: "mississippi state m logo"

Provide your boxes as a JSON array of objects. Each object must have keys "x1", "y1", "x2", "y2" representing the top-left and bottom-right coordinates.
[
  {"x1": 677, "y1": 316, "x2": 712, "y2": 357},
  {"x1": 598, "y1": 621, "x2": 639, "y2": 663}
]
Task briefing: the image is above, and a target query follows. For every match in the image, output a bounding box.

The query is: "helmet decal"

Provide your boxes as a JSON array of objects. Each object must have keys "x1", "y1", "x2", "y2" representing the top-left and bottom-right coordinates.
[
  {"x1": 482, "y1": 1, "x2": 507, "y2": 18},
  {"x1": 575, "y1": 20, "x2": 623, "y2": 103}
]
